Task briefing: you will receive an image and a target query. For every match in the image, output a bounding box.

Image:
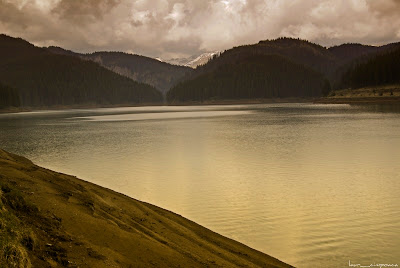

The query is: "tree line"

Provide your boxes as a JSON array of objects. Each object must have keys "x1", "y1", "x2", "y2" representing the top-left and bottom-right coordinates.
[
  {"x1": 0, "y1": 35, "x2": 163, "y2": 108},
  {"x1": 0, "y1": 54, "x2": 163, "y2": 107},
  {"x1": 168, "y1": 54, "x2": 330, "y2": 102},
  {"x1": 340, "y1": 47, "x2": 400, "y2": 88},
  {"x1": 0, "y1": 82, "x2": 20, "y2": 108}
]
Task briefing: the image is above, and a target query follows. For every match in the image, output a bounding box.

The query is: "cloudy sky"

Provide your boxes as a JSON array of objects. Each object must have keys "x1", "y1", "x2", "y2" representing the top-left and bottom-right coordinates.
[{"x1": 1, "y1": 0, "x2": 400, "y2": 58}]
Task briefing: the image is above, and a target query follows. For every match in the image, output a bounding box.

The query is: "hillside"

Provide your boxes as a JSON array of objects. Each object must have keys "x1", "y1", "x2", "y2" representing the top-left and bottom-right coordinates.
[
  {"x1": 328, "y1": 43, "x2": 380, "y2": 64},
  {"x1": 0, "y1": 149, "x2": 292, "y2": 267},
  {"x1": 327, "y1": 42, "x2": 400, "y2": 88},
  {"x1": 189, "y1": 38, "x2": 337, "y2": 78},
  {"x1": 0, "y1": 35, "x2": 162, "y2": 107},
  {"x1": 47, "y1": 47, "x2": 192, "y2": 95},
  {"x1": 167, "y1": 54, "x2": 330, "y2": 103},
  {"x1": 340, "y1": 47, "x2": 400, "y2": 89},
  {"x1": 315, "y1": 47, "x2": 400, "y2": 104},
  {"x1": 166, "y1": 38, "x2": 400, "y2": 103},
  {"x1": 0, "y1": 82, "x2": 20, "y2": 108}
]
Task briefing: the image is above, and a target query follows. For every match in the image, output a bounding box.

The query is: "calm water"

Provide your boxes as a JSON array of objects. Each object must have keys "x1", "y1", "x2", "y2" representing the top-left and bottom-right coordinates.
[{"x1": 1, "y1": 104, "x2": 399, "y2": 267}]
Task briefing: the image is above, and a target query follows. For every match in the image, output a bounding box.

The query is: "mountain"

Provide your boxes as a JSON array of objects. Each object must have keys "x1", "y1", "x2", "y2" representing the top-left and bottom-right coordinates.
[
  {"x1": 167, "y1": 38, "x2": 400, "y2": 102},
  {"x1": 327, "y1": 42, "x2": 400, "y2": 88},
  {"x1": 47, "y1": 47, "x2": 192, "y2": 95},
  {"x1": 328, "y1": 43, "x2": 380, "y2": 64},
  {"x1": 186, "y1": 52, "x2": 221, "y2": 68},
  {"x1": 167, "y1": 54, "x2": 330, "y2": 103},
  {"x1": 193, "y1": 38, "x2": 338, "y2": 77},
  {"x1": 0, "y1": 35, "x2": 162, "y2": 107},
  {"x1": 163, "y1": 51, "x2": 220, "y2": 68},
  {"x1": 84, "y1": 52, "x2": 191, "y2": 95},
  {"x1": 328, "y1": 42, "x2": 400, "y2": 63},
  {"x1": 46, "y1": 46, "x2": 80, "y2": 57},
  {"x1": 168, "y1": 38, "x2": 335, "y2": 102},
  {"x1": 0, "y1": 82, "x2": 20, "y2": 108},
  {"x1": 340, "y1": 46, "x2": 400, "y2": 89}
]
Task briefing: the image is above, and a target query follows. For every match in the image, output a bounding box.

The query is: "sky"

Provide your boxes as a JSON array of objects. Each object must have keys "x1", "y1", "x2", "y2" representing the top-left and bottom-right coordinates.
[{"x1": 1, "y1": 0, "x2": 400, "y2": 58}]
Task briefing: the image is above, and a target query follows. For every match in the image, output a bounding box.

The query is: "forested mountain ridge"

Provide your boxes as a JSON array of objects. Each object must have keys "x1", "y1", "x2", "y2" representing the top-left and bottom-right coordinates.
[
  {"x1": 167, "y1": 38, "x2": 400, "y2": 102},
  {"x1": 328, "y1": 42, "x2": 400, "y2": 63},
  {"x1": 327, "y1": 42, "x2": 400, "y2": 88},
  {"x1": 47, "y1": 47, "x2": 192, "y2": 94},
  {"x1": 2, "y1": 34, "x2": 399, "y2": 107},
  {"x1": 185, "y1": 38, "x2": 400, "y2": 82},
  {"x1": 340, "y1": 46, "x2": 400, "y2": 89},
  {"x1": 328, "y1": 43, "x2": 379, "y2": 64},
  {"x1": 192, "y1": 38, "x2": 337, "y2": 79},
  {"x1": 167, "y1": 54, "x2": 330, "y2": 102},
  {"x1": 168, "y1": 38, "x2": 336, "y2": 103},
  {"x1": 0, "y1": 35, "x2": 162, "y2": 107},
  {"x1": 46, "y1": 46, "x2": 80, "y2": 57}
]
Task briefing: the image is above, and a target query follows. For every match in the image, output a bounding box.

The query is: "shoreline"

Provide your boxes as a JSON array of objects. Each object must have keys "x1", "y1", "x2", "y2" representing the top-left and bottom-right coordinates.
[
  {"x1": 314, "y1": 96, "x2": 400, "y2": 104},
  {"x1": 0, "y1": 98, "x2": 316, "y2": 114},
  {"x1": 316, "y1": 84, "x2": 400, "y2": 104},
  {"x1": 3, "y1": 93, "x2": 400, "y2": 115},
  {"x1": 0, "y1": 149, "x2": 292, "y2": 267},
  {"x1": 166, "y1": 98, "x2": 316, "y2": 106},
  {"x1": 0, "y1": 102, "x2": 165, "y2": 114}
]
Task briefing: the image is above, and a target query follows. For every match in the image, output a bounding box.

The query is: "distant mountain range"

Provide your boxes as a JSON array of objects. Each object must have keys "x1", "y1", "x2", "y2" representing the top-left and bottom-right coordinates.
[
  {"x1": 46, "y1": 47, "x2": 191, "y2": 95},
  {"x1": 161, "y1": 51, "x2": 220, "y2": 68},
  {"x1": 1, "y1": 34, "x2": 399, "y2": 109}
]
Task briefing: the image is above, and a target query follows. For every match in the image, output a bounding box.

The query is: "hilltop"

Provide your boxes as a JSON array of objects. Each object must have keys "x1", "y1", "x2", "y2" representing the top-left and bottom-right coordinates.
[{"x1": 0, "y1": 35, "x2": 162, "y2": 108}]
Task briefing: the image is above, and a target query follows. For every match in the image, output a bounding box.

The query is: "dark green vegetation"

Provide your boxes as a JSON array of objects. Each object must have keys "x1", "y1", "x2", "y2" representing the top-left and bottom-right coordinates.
[
  {"x1": 0, "y1": 35, "x2": 162, "y2": 108},
  {"x1": 341, "y1": 47, "x2": 400, "y2": 89},
  {"x1": 167, "y1": 38, "x2": 400, "y2": 103},
  {"x1": 168, "y1": 54, "x2": 330, "y2": 102},
  {"x1": 0, "y1": 82, "x2": 20, "y2": 108},
  {"x1": 2, "y1": 34, "x2": 399, "y2": 107},
  {"x1": 0, "y1": 149, "x2": 292, "y2": 267},
  {"x1": 47, "y1": 47, "x2": 192, "y2": 95}
]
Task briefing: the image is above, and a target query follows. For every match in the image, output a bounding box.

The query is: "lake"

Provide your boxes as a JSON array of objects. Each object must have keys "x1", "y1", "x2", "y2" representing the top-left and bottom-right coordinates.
[{"x1": 1, "y1": 103, "x2": 399, "y2": 267}]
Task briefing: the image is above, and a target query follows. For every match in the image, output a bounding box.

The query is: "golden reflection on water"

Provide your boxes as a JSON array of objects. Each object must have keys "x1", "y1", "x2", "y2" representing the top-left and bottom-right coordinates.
[{"x1": 1, "y1": 104, "x2": 399, "y2": 267}]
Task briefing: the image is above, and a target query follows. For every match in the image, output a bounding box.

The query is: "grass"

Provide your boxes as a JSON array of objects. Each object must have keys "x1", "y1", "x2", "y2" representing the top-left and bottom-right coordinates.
[
  {"x1": 329, "y1": 84, "x2": 400, "y2": 98},
  {"x1": 0, "y1": 149, "x2": 293, "y2": 267},
  {"x1": 0, "y1": 183, "x2": 35, "y2": 268}
]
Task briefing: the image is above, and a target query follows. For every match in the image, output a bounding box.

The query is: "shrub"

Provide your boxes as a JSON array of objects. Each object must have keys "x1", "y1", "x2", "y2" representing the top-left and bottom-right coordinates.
[
  {"x1": 1, "y1": 244, "x2": 32, "y2": 268},
  {"x1": 0, "y1": 184, "x2": 38, "y2": 215}
]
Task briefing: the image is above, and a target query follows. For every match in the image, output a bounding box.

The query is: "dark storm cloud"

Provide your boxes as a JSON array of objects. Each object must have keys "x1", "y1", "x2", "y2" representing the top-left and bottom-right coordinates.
[
  {"x1": 1, "y1": 0, "x2": 399, "y2": 58},
  {"x1": 52, "y1": 0, "x2": 121, "y2": 24}
]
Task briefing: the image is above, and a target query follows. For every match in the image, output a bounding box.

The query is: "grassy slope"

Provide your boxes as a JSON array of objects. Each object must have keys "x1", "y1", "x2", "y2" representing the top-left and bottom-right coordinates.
[
  {"x1": 0, "y1": 149, "x2": 292, "y2": 268},
  {"x1": 316, "y1": 84, "x2": 400, "y2": 104}
]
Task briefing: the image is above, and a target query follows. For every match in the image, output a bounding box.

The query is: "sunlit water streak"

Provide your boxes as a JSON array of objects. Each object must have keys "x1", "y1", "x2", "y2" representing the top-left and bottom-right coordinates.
[{"x1": 1, "y1": 103, "x2": 399, "y2": 267}]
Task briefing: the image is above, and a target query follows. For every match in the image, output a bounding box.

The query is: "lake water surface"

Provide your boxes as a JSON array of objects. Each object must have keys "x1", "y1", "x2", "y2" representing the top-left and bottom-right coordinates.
[{"x1": 1, "y1": 103, "x2": 399, "y2": 267}]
